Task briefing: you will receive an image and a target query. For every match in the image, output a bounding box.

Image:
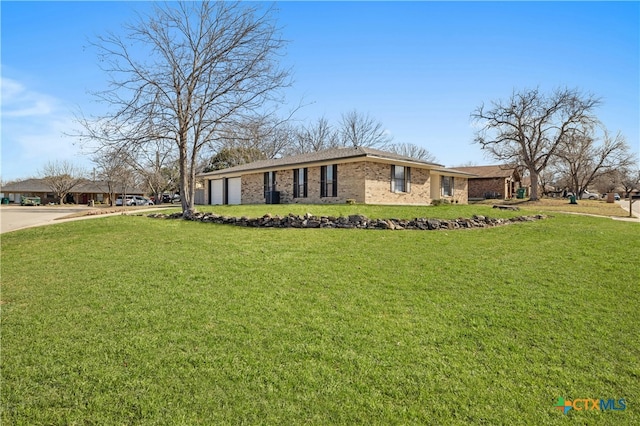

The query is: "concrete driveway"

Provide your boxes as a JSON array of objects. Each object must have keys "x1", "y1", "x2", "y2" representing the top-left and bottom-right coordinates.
[
  {"x1": 0, "y1": 205, "x2": 95, "y2": 234},
  {"x1": 616, "y1": 199, "x2": 640, "y2": 221}
]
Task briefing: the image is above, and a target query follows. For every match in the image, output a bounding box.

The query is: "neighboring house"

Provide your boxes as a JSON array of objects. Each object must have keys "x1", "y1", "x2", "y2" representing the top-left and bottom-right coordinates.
[
  {"x1": 198, "y1": 146, "x2": 474, "y2": 206},
  {"x1": 452, "y1": 165, "x2": 522, "y2": 200},
  {"x1": 0, "y1": 178, "x2": 145, "y2": 205}
]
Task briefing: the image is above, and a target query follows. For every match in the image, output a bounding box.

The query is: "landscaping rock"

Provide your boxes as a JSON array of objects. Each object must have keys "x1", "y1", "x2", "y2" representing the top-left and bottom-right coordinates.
[{"x1": 147, "y1": 212, "x2": 548, "y2": 231}]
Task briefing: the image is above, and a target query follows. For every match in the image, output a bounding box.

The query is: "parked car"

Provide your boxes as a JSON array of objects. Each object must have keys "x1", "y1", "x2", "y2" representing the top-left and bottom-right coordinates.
[
  {"x1": 116, "y1": 195, "x2": 152, "y2": 206},
  {"x1": 20, "y1": 196, "x2": 41, "y2": 206},
  {"x1": 115, "y1": 196, "x2": 132, "y2": 206},
  {"x1": 581, "y1": 190, "x2": 600, "y2": 200},
  {"x1": 602, "y1": 193, "x2": 621, "y2": 201}
]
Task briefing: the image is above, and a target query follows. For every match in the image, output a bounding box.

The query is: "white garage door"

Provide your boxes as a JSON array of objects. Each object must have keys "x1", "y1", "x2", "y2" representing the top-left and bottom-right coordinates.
[
  {"x1": 210, "y1": 179, "x2": 223, "y2": 205},
  {"x1": 227, "y1": 177, "x2": 241, "y2": 205}
]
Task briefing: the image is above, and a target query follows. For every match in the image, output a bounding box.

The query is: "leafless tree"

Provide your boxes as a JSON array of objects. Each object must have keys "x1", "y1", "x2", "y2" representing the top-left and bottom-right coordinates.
[
  {"x1": 126, "y1": 140, "x2": 178, "y2": 205},
  {"x1": 537, "y1": 162, "x2": 563, "y2": 197},
  {"x1": 338, "y1": 110, "x2": 393, "y2": 149},
  {"x1": 289, "y1": 116, "x2": 340, "y2": 154},
  {"x1": 216, "y1": 115, "x2": 293, "y2": 160},
  {"x1": 387, "y1": 142, "x2": 437, "y2": 163},
  {"x1": 472, "y1": 87, "x2": 601, "y2": 200},
  {"x1": 555, "y1": 127, "x2": 632, "y2": 197},
  {"x1": 619, "y1": 167, "x2": 640, "y2": 217},
  {"x1": 40, "y1": 160, "x2": 85, "y2": 204},
  {"x1": 92, "y1": 148, "x2": 138, "y2": 206},
  {"x1": 76, "y1": 1, "x2": 290, "y2": 217}
]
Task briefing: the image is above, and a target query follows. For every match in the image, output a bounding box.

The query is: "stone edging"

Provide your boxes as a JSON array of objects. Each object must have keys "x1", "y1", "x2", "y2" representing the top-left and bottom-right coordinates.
[{"x1": 147, "y1": 212, "x2": 548, "y2": 230}]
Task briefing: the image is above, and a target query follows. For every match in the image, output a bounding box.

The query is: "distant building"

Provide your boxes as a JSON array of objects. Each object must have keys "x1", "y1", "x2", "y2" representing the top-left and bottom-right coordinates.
[
  {"x1": 0, "y1": 178, "x2": 145, "y2": 205},
  {"x1": 451, "y1": 165, "x2": 522, "y2": 200}
]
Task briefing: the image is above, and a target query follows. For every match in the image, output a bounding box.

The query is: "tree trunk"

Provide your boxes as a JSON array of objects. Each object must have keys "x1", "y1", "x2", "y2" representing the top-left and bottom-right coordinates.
[
  {"x1": 529, "y1": 168, "x2": 539, "y2": 201},
  {"x1": 178, "y1": 135, "x2": 196, "y2": 218}
]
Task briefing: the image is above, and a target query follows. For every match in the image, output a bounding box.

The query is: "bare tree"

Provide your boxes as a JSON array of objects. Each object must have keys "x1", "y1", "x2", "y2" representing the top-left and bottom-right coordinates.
[
  {"x1": 92, "y1": 148, "x2": 138, "y2": 206},
  {"x1": 215, "y1": 115, "x2": 293, "y2": 161},
  {"x1": 619, "y1": 167, "x2": 640, "y2": 217},
  {"x1": 387, "y1": 142, "x2": 437, "y2": 162},
  {"x1": 537, "y1": 162, "x2": 563, "y2": 197},
  {"x1": 76, "y1": 1, "x2": 290, "y2": 217},
  {"x1": 289, "y1": 116, "x2": 340, "y2": 154},
  {"x1": 126, "y1": 140, "x2": 177, "y2": 205},
  {"x1": 40, "y1": 160, "x2": 85, "y2": 204},
  {"x1": 339, "y1": 110, "x2": 393, "y2": 148},
  {"x1": 472, "y1": 87, "x2": 601, "y2": 200},
  {"x1": 555, "y1": 127, "x2": 632, "y2": 197}
]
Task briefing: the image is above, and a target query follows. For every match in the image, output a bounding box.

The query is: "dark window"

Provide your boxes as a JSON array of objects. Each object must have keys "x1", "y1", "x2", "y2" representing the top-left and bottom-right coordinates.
[
  {"x1": 442, "y1": 175, "x2": 454, "y2": 197},
  {"x1": 320, "y1": 164, "x2": 338, "y2": 197},
  {"x1": 293, "y1": 168, "x2": 308, "y2": 198},
  {"x1": 264, "y1": 171, "x2": 276, "y2": 198},
  {"x1": 391, "y1": 165, "x2": 411, "y2": 193}
]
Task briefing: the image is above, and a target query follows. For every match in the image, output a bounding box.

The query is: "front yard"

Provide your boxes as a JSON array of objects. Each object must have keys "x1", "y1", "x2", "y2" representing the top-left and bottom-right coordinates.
[{"x1": 1, "y1": 205, "x2": 638, "y2": 424}]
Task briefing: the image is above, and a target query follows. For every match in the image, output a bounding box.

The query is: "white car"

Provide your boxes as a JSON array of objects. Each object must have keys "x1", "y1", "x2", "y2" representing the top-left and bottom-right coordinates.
[
  {"x1": 581, "y1": 190, "x2": 600, "y2": 200},
  {"x1": 116, "y1": 195, "x2": 153, "y2": 206}
]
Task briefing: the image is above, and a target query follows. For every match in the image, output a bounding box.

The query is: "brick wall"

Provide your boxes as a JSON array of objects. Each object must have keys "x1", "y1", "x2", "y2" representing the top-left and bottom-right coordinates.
[
  {"x1": 240, "y1": 163, "x2": 365, "y2": 204},
  {"x1": 454, "y1": 176, "x2": 468, "y2": 204},
  {"x1": 238, "y1": 161, "x2": 467, "y2": 205},
  {"x1": 241, "y1": 173, "x2": 264, "y2": 204},
  {"x1": 468, "y1": 178, "x2": 507, "y2": 199},
  {"x1": 364, "y1": 162, "x2": 432, "y2": 204}
]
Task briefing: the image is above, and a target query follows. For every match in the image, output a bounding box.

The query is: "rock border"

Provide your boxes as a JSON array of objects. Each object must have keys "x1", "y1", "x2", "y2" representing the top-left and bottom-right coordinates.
[{"x1": 148, "y1": 212, "x2": 548, "y2": 231}]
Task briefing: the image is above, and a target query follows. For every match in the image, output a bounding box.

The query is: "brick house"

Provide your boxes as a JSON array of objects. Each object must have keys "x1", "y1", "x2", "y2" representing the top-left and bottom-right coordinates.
[
  {"x1": 452, "y1": 165, "x2": 521, "y2": 200},
  {"x1": 0, "y1": 178, "x2": 145, "y2": 205},
  {"x1": 198, "y1": 147, "x2": 474, "y2": 205}
]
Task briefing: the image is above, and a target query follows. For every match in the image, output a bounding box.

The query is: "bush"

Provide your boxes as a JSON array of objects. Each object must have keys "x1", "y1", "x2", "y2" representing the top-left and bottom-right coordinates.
[{"x1": 431, "y1": 199, "x2": 451, "y2": 206}]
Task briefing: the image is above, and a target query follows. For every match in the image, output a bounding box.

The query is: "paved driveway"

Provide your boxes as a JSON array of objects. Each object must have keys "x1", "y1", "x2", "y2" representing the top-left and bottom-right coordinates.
[
  {"x1": 0, "y1": 205, "x2": 94, "y2": 234},
  {"x1": 616, "y1": 199, "x2": 640, "y2": 220}
]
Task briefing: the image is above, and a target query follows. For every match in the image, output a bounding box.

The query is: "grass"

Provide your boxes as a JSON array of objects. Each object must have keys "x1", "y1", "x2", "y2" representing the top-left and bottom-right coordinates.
[
  {"x1": 59, "y1": 197, "x2": 634, "y2": 221},
  {"x1": 1, "y1": 205, "x2": 639, "y2": 424},
  {"x1": 475, "y1": 197, "x2": 633, "y2": 218}
]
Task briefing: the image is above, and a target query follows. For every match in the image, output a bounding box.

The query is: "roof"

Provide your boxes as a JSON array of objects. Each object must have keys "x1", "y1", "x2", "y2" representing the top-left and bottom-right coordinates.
[
  {"x1": 450, "y1": 165, "x2": 519, "y2": 179},
  {"x1": 0, "y1": 178, "x2": 51, "y2": 192},
  {"x1": 199, "y1": 146, "x2": 475, "y2": 178},
  {"x1": 1, "y1": 178, "x2": 145, "y2": 194}
]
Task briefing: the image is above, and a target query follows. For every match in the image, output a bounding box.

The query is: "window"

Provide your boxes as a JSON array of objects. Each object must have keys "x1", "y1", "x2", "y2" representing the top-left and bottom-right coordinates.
[
  {"x1": 320, "y1": 164, "x2": 338, "y2": 197},
  {"x1": 264, "y1": 171, "x2": 276, "y2": 197},
  {"x1": 293, "y1": 168, "x2": 308, "y2": 198},
  {"x1": 391, "y1": 165, "x2": 411, "y2": 193},
  {"x1": 441, "y1": 176, "x2": 454, "y2": 197}
]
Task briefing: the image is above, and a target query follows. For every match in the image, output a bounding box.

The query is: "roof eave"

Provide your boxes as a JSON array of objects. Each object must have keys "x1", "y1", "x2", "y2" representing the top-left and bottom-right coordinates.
[{"x1": 198, "y1": 153, "x2": 445, "y2": 179}]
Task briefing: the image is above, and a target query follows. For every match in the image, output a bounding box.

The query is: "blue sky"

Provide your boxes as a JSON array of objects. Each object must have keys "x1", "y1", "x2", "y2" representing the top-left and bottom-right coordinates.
[{"x1": 2, "y1": 1, "x2": 639, "y2": 181}]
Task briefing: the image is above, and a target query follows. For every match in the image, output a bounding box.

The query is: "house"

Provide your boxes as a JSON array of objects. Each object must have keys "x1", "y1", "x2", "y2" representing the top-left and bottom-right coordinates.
[
  {"x1": 198, "y1": 146, "x2": 474, "y2": 205},
  {"x1": 0, "y1": 178, "x2": 145, "y2": 205},
  {"x1": 452, "y1": 165, "x2": 522, "y2": 200}
]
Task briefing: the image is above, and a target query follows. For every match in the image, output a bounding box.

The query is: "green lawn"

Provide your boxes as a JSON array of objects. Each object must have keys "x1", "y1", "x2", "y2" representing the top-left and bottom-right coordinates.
[{"x1": 2, "y1": 205, "x2": 638, "y2": 424}]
